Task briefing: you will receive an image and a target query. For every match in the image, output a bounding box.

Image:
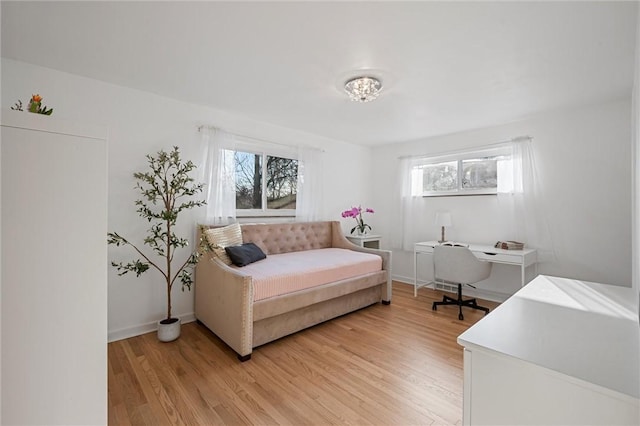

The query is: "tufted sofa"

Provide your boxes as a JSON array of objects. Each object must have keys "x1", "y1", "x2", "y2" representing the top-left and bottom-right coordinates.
[{"x1": 195, "y1": 221, "x2": 391, "y2": 361}]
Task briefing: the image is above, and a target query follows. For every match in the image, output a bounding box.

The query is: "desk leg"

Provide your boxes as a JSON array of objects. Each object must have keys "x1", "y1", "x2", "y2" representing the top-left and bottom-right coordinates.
[
  {"x1": 432, "y1": 254, "x2": 436, "y2": 289},
  {"x1": 414, "y1": 251, "x2": 418, "y2": 297},
  {"x1": 521, "y1": 264, "x2": 525, "y2": 287}
]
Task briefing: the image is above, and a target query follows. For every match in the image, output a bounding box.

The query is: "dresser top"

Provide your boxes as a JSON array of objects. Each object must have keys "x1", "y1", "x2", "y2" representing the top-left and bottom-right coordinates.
[{"x1": 458, "y1": 275, "x2": 639, "y2": 399}]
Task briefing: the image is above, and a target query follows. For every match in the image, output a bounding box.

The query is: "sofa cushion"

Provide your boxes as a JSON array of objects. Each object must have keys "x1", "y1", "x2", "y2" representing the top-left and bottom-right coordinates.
[
  {"x1": 204, "y1": 223, "x2": 242, "y2": 265},
  {"x1": 225, "y1": 243, "x2": 267, "y2": 267}
]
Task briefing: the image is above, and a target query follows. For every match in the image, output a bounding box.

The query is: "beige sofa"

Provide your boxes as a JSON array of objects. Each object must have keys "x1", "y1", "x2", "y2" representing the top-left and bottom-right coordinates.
[{"x1": 195, "y1": 221, "x2": 391, "y2": 361}]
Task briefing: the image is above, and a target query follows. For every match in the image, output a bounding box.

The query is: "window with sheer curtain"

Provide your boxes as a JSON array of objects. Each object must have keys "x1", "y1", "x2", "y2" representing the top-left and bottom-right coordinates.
[
  {"x1": 394, "y1": 138, "x2": 555, "y2": 262},
  {"x1": 408, "y1": 144, "x2": 514, "y2": 197},
  {"x1": 199, "y1": 126, "x2": 323, "y2": 224},
  {"x1": 233, "y1": 150, "x2": 299, "y2": 216}
]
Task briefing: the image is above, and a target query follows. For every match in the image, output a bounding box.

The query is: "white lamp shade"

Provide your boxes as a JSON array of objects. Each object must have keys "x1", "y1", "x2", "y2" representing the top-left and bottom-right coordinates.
[{"x1": 435, "y1": 212, "x2": 452, "y2": 227}]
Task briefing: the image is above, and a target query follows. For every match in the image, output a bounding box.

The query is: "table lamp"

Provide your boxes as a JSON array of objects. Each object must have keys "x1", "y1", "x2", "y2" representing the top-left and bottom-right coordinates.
[{"x1": 435, "y1": 212, "x2": 452, "y2": 243}]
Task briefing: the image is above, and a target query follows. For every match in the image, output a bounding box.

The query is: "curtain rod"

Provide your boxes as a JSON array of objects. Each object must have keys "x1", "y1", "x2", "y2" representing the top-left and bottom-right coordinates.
[
  {"x1": 396, "y1": 135, "x2": 532, "y2": 160},
  {"x1": 198, "y1": 125, "x2": 325, "y2": 153}
]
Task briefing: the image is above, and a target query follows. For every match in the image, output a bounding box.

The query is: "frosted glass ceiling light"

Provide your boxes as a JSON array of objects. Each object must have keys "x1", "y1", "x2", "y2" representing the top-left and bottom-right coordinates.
[{"x1": 344, "y1": 76, "x2": 382, "y2": 102}]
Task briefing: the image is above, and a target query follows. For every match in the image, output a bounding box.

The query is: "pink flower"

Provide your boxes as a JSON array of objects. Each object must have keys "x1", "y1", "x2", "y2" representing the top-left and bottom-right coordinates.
[{"x1": 340, "y1": 205, "x2": 374, "y2": 235}]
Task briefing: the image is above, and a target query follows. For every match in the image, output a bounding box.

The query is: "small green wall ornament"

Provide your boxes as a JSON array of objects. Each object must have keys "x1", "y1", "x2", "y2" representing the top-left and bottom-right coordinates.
[
  {"x1": 28, "y1": 94, "x2": 53, "y2": 115},
  {"x1": 11, "y1": 94, "x2": 53, "y2": 115}
]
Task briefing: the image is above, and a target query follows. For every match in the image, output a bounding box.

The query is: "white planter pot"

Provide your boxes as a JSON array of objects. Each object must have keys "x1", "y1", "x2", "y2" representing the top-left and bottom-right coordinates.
[{"x1": 157, "y1": 317, "x2": 181, "y2": 342}]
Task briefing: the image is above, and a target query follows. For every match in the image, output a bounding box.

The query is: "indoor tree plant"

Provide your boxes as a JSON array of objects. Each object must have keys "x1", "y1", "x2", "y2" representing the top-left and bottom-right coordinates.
[{"x1": 108, "y1": 146, "x2": 205, "y2": 342}]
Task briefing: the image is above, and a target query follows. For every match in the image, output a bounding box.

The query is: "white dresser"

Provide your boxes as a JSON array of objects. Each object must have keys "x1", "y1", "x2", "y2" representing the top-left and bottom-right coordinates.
[{"x1": 458, "y1": 275, "x2": 639, "y2": 425}]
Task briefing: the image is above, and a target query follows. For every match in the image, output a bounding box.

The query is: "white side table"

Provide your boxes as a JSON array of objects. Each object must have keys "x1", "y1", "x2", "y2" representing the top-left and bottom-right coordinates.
[{"x1": 345, "y1": 234, "x2": 382, "y2": 249}]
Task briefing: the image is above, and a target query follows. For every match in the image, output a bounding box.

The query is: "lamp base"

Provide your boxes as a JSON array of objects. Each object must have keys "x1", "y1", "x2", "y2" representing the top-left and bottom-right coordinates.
[{"x1": 438, "y1": 226, "x2": 446, "y2": 243}]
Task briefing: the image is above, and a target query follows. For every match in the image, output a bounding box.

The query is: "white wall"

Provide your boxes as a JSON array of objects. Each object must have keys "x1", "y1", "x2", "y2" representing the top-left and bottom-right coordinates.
[
  {"x1": 632, "y1": 5, "x2": 640, "y2": 409},
  {"x1": 633, "y1": 3, "x2": 640, "y2": 319},
  {"x1": 0, "y1": 6, "x2": 3, "y2": 419},
  {"x1": 1, "y1": 58, "x2": 373, "y2": 341},
  {"x1": 372, "y1": 98, "x2": 632, "y2": 299}
]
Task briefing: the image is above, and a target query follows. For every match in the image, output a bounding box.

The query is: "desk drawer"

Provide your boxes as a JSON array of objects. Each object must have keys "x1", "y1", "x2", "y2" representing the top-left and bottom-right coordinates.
[
  {"x1": 415, "y1": 245, "x2": 435, "y2": 254},
  {"x1": 474, "y1": 251, "x2": 522, "y2": 264}
]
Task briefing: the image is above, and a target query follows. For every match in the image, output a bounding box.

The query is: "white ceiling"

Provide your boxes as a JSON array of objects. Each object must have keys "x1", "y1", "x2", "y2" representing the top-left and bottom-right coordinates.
[{"x1": 1, "y1": 1, "x2": 637, "y2": 146}]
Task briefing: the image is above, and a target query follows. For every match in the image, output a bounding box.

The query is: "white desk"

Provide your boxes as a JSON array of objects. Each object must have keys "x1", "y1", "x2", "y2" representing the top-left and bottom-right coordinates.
[
  {"x1": 457, "y1": 275, "x2": 639, "y2": 425},
  {"x1": 414, "y1": 241, "x2": 537, "y2": 296}
]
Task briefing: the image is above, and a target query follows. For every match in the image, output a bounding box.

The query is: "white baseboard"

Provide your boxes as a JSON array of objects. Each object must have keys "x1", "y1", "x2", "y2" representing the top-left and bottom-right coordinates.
[
  {"x1": 108, "y1": 312, "x2": 196, "y2": 343},
  {"x1": 392, "y1": 275, "x2": 510, "y2": 303}
]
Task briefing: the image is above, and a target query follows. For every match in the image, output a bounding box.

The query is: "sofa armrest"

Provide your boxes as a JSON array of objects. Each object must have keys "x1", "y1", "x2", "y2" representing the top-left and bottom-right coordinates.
[
  {"x1": 195, "y1": 254, "x2": 254, "y2": 358},
  {"x1": 330, "y1": 222, "x2": 392, "y2": 303}
]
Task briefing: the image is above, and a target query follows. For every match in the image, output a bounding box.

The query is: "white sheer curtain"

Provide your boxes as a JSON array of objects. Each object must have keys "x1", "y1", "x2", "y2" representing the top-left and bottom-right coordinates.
[
  {"x1": 199, "y1": 126, "x2": 236, "y2": 224},
  {"x1": 295, "y1": 145, "x2": 324, "y2": 222},
  {"x1": 392, "y1": 157, "x2": 423, "y2": 251},
  {"x1": 498, "y1": 138, "x2": 556, "y2": 262}
]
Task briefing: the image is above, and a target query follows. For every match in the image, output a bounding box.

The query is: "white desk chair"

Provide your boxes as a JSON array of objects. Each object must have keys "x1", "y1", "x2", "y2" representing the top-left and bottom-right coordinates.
[{"x1": 432, "y1": 245, "x2": 492, "y2": 320}]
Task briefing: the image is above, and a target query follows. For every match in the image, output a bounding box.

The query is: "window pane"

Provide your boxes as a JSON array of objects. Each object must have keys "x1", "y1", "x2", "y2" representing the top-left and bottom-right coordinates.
[
  {"x1": 266, "y1": 156, "x2": 298, "y2": 209},
  {"x1": 422, "y1": 161, "x2": 458, "y2": 192},
  {"x1": 461, "y1": 157, "x2": 497, "y2": 190},
  {"x1": 234, "y1": 151, "x2": 262, "y2": 209}
]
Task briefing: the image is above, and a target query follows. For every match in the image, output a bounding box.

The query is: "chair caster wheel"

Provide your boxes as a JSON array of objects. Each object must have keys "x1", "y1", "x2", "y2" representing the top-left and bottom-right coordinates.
[
  {"x1": 459, "y1": 313, "x2": 464, "y2": 320},
  {"x1": 432, "y1": 304, "x2": 437, "y2": 311}
]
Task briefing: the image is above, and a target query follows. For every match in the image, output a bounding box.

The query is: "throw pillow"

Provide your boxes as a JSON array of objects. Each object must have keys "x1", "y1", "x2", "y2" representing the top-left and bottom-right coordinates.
[
  {"x1": 225, "y1": 243, "x2": 267, "y2": 267},
  {"x1": 203, "y1": 223, "x2": 242, "y2": 266}
]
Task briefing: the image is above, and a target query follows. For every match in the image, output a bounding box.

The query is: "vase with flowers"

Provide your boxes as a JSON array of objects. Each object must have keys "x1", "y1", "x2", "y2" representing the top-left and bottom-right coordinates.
[{"x1": 341, "y1": 206, "x2": 374, "y2": 235}]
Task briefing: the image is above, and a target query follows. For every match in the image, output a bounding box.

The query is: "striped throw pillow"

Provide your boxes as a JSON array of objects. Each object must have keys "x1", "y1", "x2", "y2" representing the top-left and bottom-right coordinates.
[{"x1": 204, "y1": 223, "x2": 243, "y2": 266}]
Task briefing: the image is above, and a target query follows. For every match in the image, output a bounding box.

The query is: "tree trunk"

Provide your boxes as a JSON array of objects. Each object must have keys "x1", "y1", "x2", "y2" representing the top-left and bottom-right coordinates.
[{"x1": 252, "y1": 154, "x2": 262, "y2": 208}]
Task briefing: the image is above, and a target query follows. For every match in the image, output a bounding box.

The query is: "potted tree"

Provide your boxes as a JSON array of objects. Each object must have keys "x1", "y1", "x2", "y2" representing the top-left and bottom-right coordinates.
[{"x1": 108, "y1": 146, "x2": 206, "y2": 342}]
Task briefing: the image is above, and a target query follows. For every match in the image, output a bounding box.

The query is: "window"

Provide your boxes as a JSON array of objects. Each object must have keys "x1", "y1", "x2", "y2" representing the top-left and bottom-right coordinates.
[
  {"x1": 411, "y1": 146, "x2": 511, "y2": 197},
  {"x1": 234, "y1": 150, "x2": 298, "y2": 215}
]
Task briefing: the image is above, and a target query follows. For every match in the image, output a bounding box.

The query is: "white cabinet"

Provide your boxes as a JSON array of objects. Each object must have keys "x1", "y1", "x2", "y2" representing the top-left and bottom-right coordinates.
[
  {"x1": 458, "y1": 275, "x2": 639, "y2": 425},
  {"x1": 345, "y1": 234, "x2": 382, "y2": 249},
  {"x1": 1, "y1": 110, "x2": 108, "y2": 425}
]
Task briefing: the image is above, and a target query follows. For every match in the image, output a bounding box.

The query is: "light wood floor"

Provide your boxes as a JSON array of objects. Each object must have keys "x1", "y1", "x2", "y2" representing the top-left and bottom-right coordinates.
[{"x1": 108, "y1": 282, "x2": 499, "y2": 425}]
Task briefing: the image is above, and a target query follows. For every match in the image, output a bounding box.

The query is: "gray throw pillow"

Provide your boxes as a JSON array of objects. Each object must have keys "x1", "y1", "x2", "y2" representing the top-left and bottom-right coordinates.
[{"x1": 225, "y1": 243, "x2": 267, "y2": 267}]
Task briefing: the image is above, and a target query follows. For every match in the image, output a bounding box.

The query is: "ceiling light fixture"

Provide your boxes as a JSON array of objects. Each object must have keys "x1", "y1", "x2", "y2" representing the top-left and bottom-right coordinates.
[{"x1": 344, "y1": 76, "x2": 382, "y2": 102}]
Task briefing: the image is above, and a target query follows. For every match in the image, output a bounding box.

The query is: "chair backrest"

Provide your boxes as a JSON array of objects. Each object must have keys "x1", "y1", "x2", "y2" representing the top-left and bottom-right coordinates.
[{"x1": 434, "y1": 245, "x2": 492, "y2": 285}]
